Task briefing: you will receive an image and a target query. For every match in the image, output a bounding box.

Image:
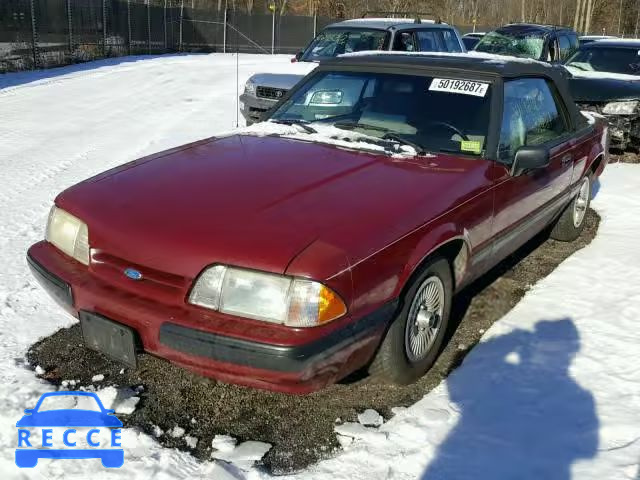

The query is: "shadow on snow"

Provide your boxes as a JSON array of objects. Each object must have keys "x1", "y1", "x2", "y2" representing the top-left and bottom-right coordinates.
[{"x1": 422, "y1": 317, "x2": 598, "y2": 480}]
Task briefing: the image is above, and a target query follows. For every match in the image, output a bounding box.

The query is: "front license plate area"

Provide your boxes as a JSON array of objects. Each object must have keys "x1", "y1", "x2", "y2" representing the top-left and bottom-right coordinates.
[{"x1": 80, "y1": 312, "x2": 138, "y2": 368}]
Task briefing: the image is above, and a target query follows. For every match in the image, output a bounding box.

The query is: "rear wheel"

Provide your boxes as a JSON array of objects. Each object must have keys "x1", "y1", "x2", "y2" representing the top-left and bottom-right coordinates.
[
  {"x1": 551, "y1": 175, "x2": 591, "y2": 242},
  {"x1": 369, "y1": 257, "x2": 452, "y2": 384}
]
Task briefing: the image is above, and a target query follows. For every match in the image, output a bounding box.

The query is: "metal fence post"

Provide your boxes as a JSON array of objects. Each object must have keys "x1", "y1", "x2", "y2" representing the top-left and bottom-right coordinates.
[
  {"x1": 66, "y1": 0, "x2": 73, "y2": 54},
  {"x1": 271, "y1": 8, "x2": 275, "y2": 54},
  {"x1": 163, "y1": 0, "x2": 167, "y2": 51},
  {"x1": 313, "y1": 12, "x2": 317, "y2": 37},
  {"x1": 223, "y1": 7, "x2": 227, "y2": 53},
  {"x1": 127, "y1": 0, "x2": 131, "y2": 55},
  {"x1": 102, "y1": 0, "x2": 107, "y2": 56},
  {"x1": 179, "y1": 0, "x2": 184, "y2": 51},
  {"x1": 29, "y1": 0, "x2": 38, "y2": 68},
  {"x1": 147, "y1": 0, "x2": 151, "y2": 54}
]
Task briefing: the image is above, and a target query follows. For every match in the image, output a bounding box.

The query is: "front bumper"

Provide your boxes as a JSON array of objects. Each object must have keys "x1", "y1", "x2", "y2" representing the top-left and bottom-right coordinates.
[
  {"x1": 579, "y1": 103, "x2": 640, "y2": 149},
  {"x1": 27, "y1": 241, "x2": 395, "y2": 394},
  {"x1": 239, "y1": 93, "x2": 277, "y2": 124}
]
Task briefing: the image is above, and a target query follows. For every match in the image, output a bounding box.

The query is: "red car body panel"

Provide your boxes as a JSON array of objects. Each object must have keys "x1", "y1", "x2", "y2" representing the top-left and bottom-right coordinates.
[{"x1": 28, "y1": 121, "x2": 608, "y2": 393}]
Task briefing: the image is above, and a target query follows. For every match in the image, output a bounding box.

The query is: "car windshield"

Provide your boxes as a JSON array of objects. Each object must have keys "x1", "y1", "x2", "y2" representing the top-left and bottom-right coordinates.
[
  {"x1": 566, "y1": 47, "x2": 640, "y2": 75},
  {"x1": 301, "y1": 28, "x2": 388, "y2": 61},
  {"x1": 269, "y1": 71, "x2": 492, "y2": 157},
  {"x1": 37, "y1": 394, "x2": 102, "y2": 412},
  {"x1": 475, "y1": 30, "x2": 545, "y2": 59}
]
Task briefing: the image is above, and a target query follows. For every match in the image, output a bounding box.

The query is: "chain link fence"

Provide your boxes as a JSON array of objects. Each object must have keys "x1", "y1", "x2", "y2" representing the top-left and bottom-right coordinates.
[{"x1": 0, "y1": 0, "x2": 339, "y2": 73}]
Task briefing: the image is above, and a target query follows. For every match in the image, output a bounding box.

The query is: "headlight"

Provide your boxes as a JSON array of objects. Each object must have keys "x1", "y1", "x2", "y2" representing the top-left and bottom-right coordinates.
[
  {"x1": 244, "y1": 80, "x2": 256, "y2": 95},
  {"x1": 45, "y1": 206, "x2": 90, "y2": 265},
  {"x1": 188, "y1": 265, "x2": 347, "y2": 327},
  {"x1": 602, "y1": 101, "x2": 638, "y2": 115},
  {"x1": 309, "y1": 90, "x2": 343, "y2": 105}
]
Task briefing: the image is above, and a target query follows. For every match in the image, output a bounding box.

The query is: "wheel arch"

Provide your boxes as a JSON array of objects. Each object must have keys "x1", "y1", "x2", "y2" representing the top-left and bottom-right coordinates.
[{"x1": 398, "y1": 232, "x2": 471, "y2": 299}]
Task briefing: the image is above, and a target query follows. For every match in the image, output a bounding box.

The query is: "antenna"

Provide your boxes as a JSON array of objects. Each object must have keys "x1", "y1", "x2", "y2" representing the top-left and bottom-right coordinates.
[{"x1": 235, "y1": 3, "x2": 239, "y2": 129}]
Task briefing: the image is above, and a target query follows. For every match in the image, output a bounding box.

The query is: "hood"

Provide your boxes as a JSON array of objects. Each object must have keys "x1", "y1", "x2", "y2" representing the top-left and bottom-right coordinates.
[
  {"x1": 58, "y1": 135, "x2": 489, "y2": 279},
  {"x1": 249, "y1": 62, "x2": 318, "y2": 90},
  {"x1": 568, "y1": 76, "x2": 640, "y2": 103}
]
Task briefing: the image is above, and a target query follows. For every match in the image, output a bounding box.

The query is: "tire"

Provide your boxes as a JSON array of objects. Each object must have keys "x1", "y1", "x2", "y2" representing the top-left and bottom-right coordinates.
[
  {"x1": 369, "y1": 257, "x2": 453, "y2": 384},
  {"x1": 551, "y1": 174, "x2": 591, "y2": 242}
]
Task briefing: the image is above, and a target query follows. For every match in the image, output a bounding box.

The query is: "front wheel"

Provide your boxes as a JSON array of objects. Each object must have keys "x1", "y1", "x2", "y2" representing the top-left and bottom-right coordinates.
[
  {"x1": 551, "y1": 175, "x2": 591, "y2": 242},
  {"x1": 369, "y1": 257, "x2": 453, "y2": 384}
]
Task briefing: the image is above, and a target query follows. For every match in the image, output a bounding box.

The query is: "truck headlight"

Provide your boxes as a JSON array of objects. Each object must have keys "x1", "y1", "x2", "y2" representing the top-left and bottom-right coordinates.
[
  {"x1": 310, "y1": 90, "x2": 343, "y2": 105},
  {"x1": 188, "y1": 265, "x2": 347, "y2": 327},
  {"x1": 45, "y1": 206, "x2": 90, "y2": 265},
  {"x1": 244, "y1": 79, "x2": 256, "y2": 95},
  {"x1": 602, "y1": 101, "x2": 638, "y2": 115}
]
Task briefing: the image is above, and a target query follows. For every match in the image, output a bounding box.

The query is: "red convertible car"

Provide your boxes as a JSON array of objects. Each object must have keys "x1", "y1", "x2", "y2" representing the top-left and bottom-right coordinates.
[{"x1": 27, "y1": 53, "x2": 608, "y2": 394}]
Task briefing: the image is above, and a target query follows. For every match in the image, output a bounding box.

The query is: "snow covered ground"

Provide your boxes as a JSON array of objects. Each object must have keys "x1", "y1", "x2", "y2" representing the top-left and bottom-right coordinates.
[{"x1": 1, "y1": 53, "x2": 639, "y2": 479}]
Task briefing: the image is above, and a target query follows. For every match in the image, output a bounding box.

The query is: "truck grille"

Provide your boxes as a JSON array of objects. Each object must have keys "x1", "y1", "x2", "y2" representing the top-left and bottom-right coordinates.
[{"x1": 256, "y1": 86, "x2": 288, "y2": 100}]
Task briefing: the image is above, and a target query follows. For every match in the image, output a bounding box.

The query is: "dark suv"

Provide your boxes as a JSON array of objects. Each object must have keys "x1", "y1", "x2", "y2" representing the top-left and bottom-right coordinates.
[
  {"x1": 475, "y1": 23, "x2": 579, "y2": 63},
  {"x1": 240, "y1": 14, "x2": 465, "y2": 124}
]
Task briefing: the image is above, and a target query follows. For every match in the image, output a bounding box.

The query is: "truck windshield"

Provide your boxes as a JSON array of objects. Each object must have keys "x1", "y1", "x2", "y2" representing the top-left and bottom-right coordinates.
[
  {"x1": 566, "y1": 47, "x2": 640, "y2": 75},
  {"x1": 301, "y1": 28, "x2": 389, "y2": 61},
  {"x1": 270, "y1": 71, "x2": 492, "y2": 157},
  {"x1": 475, "y1": 31, "x2": 545, "y2": 60}
]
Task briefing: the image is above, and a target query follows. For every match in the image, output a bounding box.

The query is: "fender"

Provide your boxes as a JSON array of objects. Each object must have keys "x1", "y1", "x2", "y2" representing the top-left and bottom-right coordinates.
[{"x1": 399, "y1": 225, "x2": 471, "y2": 295}]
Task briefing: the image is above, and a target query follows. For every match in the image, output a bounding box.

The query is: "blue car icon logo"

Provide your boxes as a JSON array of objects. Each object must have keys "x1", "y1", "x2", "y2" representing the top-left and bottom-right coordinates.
[{"x1": 16, "y1": 391, "x2": 124, "y2": 468}]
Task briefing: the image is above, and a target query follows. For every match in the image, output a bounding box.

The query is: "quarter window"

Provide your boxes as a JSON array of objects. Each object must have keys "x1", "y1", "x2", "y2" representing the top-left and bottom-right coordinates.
[
  {"x1": 498, "y1": 78, "x2": 569, "y2": 164},
  {"x1": 558, "y1": 35, "x2": 572, "y2": 61},
  {"x1": 440, "y1": 30, "x2": 462, "y2": 52},
  {"x1": 416, "y1": 30, "x2": 440, "y2": 51}
]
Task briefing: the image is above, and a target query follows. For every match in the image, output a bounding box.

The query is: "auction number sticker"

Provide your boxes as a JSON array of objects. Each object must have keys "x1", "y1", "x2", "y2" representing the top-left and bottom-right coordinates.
[{"x1": 429, "y1": 78, "x2": 489, "y2": 97}]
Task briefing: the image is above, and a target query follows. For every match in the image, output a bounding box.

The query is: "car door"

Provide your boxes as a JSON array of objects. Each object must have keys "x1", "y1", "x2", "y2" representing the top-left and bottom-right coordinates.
[{"x1": 490, "y1": 77, "x2": 575, "y2": 261}]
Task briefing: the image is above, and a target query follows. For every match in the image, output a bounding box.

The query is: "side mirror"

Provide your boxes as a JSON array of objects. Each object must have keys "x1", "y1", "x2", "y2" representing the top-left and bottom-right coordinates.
[
  {"x1": 511, "y1": 146, "x2": 550, "y2": 176},
  {"x1": 104, "y1": 409, "x2": 116, "y2": 414},
  {"x1": 291, "y1": 51, "x2": 303, "y2": 63},
  {"x1": 23, "y1": 409, "x2": 34, "y2": 415}
]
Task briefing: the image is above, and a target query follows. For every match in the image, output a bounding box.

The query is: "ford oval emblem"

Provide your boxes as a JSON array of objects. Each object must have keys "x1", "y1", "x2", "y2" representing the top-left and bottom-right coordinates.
[{"x1": 124, "y1": 268, "x2": 143, "y2": 281}]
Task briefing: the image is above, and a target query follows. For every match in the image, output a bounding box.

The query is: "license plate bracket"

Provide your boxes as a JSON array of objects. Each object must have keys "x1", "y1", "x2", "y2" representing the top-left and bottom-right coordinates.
[{"x1": 80, "y1": 312, "x2": 138, "y2": 368}]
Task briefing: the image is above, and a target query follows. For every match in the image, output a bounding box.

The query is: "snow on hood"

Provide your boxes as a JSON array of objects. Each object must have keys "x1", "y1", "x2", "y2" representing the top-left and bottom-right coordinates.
[
  {"x1": 581, "y1": 110, "x2": 605, "y2": 125},
  {"x1": 566, "y1": 65, "x2": 640, "y2": 82},
  {"x1": 238, "y1": 121, "x2": 425, "y2": 157}
]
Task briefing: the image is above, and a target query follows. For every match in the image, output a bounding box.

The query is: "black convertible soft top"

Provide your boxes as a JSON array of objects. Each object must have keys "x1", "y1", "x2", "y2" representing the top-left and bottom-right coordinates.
[
  {"x1": 323, "y1": 51, "x2": 568, "y2": 80},
  {"x1": 317, "y1": 52, "x2": 589, "y2": 143}
]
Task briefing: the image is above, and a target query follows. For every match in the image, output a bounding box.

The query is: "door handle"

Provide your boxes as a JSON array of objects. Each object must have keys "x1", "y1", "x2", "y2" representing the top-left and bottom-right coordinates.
[{"x1": 561, "y1": 154, "x2": 573, "y2": 165}]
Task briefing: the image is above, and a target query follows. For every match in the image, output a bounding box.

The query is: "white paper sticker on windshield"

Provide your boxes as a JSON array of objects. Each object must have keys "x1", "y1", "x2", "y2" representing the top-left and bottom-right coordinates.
[{"x1": 429, "y1": 78, "x2": 489, "y2": 97}]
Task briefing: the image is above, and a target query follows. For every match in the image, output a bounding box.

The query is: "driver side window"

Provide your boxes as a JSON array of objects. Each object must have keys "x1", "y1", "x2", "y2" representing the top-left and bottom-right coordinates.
[{"x1": 498, "y1": 78, "x2": 569, "y2": 165}]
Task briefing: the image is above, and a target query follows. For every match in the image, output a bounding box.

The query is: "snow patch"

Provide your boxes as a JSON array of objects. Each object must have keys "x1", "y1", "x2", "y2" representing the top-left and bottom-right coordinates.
[
  {"x1": 357, "y1": 409, "x2": 384, "y2": 427},
  {"x1": 184, "y1": 435, "x2": 198, "y2": 449},
  {"x1": 91, "y1": 374, "x2": 104, "y2": 382},
  {"x1": 211, "y1": 440, "x2": 272, "y2": 470},
  {"x1": 169, "y1": 426, "x2": 185, "y2": 438},
  {"x1": 211, "y1": 434, "x2": 238, "y2": 452}
]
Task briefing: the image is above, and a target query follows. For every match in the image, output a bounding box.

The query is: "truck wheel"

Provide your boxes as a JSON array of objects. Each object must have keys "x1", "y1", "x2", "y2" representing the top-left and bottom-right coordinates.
[
  {"x1": 551, "y1": 175, "x2": 591, "y2": 242},
  {"x1": 369, "y1": 257, "x2": 452, "y2": 384}
]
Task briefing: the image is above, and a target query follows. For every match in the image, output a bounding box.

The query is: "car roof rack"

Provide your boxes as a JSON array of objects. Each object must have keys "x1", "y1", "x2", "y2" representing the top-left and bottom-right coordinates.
[{"x1": 361, "y1": 11, "x2": 443, "y2": 24}]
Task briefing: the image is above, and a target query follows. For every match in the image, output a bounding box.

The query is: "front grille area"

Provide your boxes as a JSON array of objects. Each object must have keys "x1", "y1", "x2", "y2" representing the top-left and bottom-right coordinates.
[
  {"x1": 256, "y1": 86, "x2": 288, "y2": 100},
  {"x1": 90, "y1": 250, "x2": 189, "y2": 302}
]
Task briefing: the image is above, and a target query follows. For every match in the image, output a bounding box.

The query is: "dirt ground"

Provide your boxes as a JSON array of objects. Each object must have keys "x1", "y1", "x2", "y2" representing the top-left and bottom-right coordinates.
[{"x1": 27, "y1": 207, "x2": 601, "y2": 474}]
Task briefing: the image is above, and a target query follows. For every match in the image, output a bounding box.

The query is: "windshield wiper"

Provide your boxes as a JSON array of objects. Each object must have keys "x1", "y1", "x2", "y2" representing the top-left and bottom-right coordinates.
[
  {"x1": 383, "y1": 133, "x2": 427, "y2": 155},
  {"x1": 568, "y1": 63, "x2": 589, "y2": 72},
  {"x1": 333, "y1": 121, "x2": 390, "y2": 133},
  {"x1": 270, "y1": 119, "x2": 317, "y2": 134}
]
